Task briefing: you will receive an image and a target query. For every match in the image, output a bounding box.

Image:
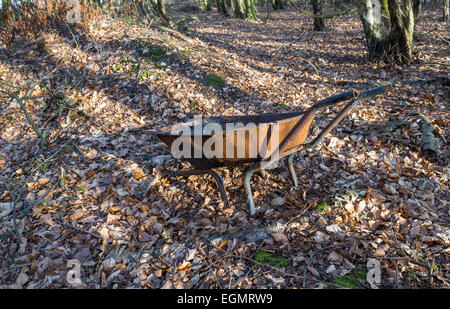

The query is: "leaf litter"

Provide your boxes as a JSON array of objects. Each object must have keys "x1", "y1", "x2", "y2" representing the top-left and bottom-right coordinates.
[{"x1": 0, "y1": 6, "x2": 449, "y2": 289}]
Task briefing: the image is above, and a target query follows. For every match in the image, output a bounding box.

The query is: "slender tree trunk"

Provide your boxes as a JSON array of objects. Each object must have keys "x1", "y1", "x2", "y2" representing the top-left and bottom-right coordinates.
[
  {"x1": 201, "y1": 0, "x2": 212, "y2": 10},
  {"x1": 412, "y1": 0, "x2": 421, "y2": 25},
  {"x1": 234, "y1": 0, "x2": 246, "y2": 18},
  {"x1": 444, "y1": 0, "x2": 449, "y2": 21},
  {"x1": 244, "y1": 0, "x2": 258, "y2": 20},
  {"x1": 227, "y1": 0, "x2": 235, "y2": 13},
  {"x1": 387, "y1": 0, "x2": 415, "y2": 63},
  {"x1": 266, "y1": 0, "x2": 272, "y2": 20},
  {"x1": 310, "y1": 0, "x2": 325, "y2": 31},
  {"x1": 272, "y1": 0, "x2": 286, "y2": 9},
  {"x1": 216, "y1": 0, "x2": 230, "y2": 16}
]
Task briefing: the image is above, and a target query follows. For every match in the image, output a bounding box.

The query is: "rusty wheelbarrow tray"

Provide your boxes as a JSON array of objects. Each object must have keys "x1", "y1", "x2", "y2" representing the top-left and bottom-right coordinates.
[{"x1": 153, "y1": 85, "x2": 391, "y2": 215}]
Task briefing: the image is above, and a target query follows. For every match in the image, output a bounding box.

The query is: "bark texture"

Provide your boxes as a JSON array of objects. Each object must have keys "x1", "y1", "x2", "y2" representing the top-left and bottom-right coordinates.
[
  {"x1": 310, "y1": 0, "x2": 325, "y2": 31},
  {"x1": 445, "y1": 0, "x2": 449, "y2": 21},
  {"x1": 356, "y1": 0, "x2": 415, "y2": 63},
  {"x1": 387, "y1": 0, "x2": 415, "y2": 63},
  {"x1": 356, "y1": 0, "x2": 385, "y2": 57}
]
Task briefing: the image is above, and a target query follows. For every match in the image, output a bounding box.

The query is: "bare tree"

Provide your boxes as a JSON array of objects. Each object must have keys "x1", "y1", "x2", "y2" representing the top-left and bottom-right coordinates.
[{"x1": 356, "y1": 0, "x2": 417, "y2": 63}]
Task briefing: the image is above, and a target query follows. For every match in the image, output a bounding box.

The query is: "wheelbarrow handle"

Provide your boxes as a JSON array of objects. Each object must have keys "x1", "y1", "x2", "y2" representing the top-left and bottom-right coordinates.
[
  {"x1": 255, "y1": 85, "x2": 391, "y2": 170},
  {"x1": 306, "y1": 84, "x2": 392, "y2": 148},
  {"x1": 274, "y1": 89, "x2": 358, "y2": 156},
  {"x1": 309, "y1": 89, "x2": 358, "y2": 112}
]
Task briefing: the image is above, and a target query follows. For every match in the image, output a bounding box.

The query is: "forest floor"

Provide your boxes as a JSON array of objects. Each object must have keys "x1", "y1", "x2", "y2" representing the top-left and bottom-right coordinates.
[{"x1": 0, "y1": 4, "x2": 449, "y2": 289}]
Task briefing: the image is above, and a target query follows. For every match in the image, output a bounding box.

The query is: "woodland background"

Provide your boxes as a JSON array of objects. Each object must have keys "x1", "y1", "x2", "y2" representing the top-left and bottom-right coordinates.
[{"x1": 0, "y1": 0, "x2": 448, "y2": 289}]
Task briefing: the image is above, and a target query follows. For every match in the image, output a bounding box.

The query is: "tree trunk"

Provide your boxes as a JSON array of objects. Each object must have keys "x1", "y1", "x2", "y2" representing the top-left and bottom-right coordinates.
[
  {"x1": 234, "y1": 0, "x2": 246, "y2": 18},
  {"x1": 356, "y1": 0, "x2": 385, "y2": 57},
  {"x1": 244, "y1": 0, "x2": 258, "y2": 20},
  {"x1": 444, "y1": 0, "x2": 449, "y2": 21},
  {"x1": 387, "y1": 0, "x2": 415, "y2": 63},
  {"x1": 227, "y1": 0, "x2": 235, "y2": 13},
  {"x1": 201, "y1": 0, "x2": 212, "y2": 10},
  {"x1": 272, "y1": 0, "x2": 286, "y2": 10},
  {"x1": 216, "y1": 0, "x2": 230, "y2": 16},
  {"x1": 266, "y1": 0, "x2": 272, "y2": 20},
  {"x1": 310, "y1": 0, "x2": 325, "y2": 31},
  {"x1": 151, "y1": 0, "x2": 174, "y2": 28},
  {"x1": 412, "y1": 0, "x2": 421, "y2": 25}
]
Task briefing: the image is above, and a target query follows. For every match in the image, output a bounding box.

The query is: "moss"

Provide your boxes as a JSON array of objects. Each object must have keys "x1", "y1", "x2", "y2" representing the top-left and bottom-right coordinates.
[
  {"x1": 329, "y1": 269, "x2": 367, "y2": 289},
  {"x1": 205, "y1": 74, "x2": 225, "y2": 90},
  {"x1": 315, "y1": 200, "x2": 330, "y2": 212},
  {"x1": 134, "y1": 38, "x2": 167, "y2": 63},
  {"x1": 142, "y1": 44, "x2": 167, "y2": 62},
  {"x1": 255, "y1": 250, "x2": 291, "y2": 267},
  {"x1": 380, "y1": 0, "x2": 390, "y2": 17}
]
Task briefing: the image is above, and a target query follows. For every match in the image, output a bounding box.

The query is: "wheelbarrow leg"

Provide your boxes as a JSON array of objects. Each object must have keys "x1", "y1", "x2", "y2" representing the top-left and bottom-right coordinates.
[
  {"x1": 164, "y1": 169, "x2": 229, "y2": 208},
  {"x1": 287, "y1": 153, "x2": 298, "y2": 188},
  {"x1": 206, "y1": 170, "x2": 230, "y2": 209},
  {"x1": 244, "y1": 167, "x2": 260, "y2": 216}
]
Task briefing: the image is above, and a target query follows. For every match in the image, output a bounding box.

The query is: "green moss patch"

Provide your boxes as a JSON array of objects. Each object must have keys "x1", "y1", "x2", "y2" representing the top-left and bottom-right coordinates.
[
  {"x1": 255, "y1": 250, "x2": 291, "y2": 267},
  {"x1": 205, "y1": 74, "x2": 225, "y2": 90},
  {"x1": 329, "y1": 269, "x2": 367, "y2": 289}
]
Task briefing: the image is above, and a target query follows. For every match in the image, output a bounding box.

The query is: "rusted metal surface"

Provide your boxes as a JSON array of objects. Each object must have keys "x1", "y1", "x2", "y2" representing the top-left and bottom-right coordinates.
[{"x1": 154, "y1": 86, "x2": 391, "y2": 215}]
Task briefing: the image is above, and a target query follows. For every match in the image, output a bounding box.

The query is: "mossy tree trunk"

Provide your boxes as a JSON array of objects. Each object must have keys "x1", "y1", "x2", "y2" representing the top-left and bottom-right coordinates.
[
  {"x1": 244, "y1": 0, "x2": 258, "y2": 20},
  {"x1": 227, "y1": 0, "x2": 235, "y2": 13},
  {"x1": 234, "y1": 0, "x2": 246, "y2": 18},
  {"x1": 216, "y1": 0, "x2": 230, "y2": 16},
  {"x1": 387, "y1": 0, "x2": 415, "y2": 63},
  {"x1": 356, "y1": 0, "x2": 415, "y2": 63},
  {"x1": 201, "y1": 0, "x2": 212, "y2": 10},
  {"x1": 310, "y1": 0, "x2": 325, "y2": 31},
  {"x1": 150, "y1": 0, "x2": 174, "y2": 28},
  {"x1": 444, "y1": 0, "x2": 449, "y2": 21},
  {"x1": 356, "y1": 0, "x2": 385, "y2": 58}
]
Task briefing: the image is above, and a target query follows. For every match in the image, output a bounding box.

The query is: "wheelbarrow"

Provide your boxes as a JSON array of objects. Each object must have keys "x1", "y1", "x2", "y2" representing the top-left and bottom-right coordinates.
[{"x1": 153, "y1": 85, "x2": 391, "y2": 215}]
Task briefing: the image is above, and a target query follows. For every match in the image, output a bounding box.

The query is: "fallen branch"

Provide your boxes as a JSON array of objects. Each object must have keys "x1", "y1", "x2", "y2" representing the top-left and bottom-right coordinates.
[
  {"x1": 414, "y1": 113, "x2": 437, "y2": 159},
  {"x1": 54, "y1": 219, "x2": 103, "y2": 240}
]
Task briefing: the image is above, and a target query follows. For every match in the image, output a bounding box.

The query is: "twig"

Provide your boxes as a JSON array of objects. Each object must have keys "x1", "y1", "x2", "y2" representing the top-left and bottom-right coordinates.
[
  {"x1": 285, "y1": 200, "x2": 317, "y2": 225},
  {"x1": 303, "y1": 59, "x2": 319, "y2": 75},
  {"x1": 1, "y1": 177, "x2": 22, "y2": 244},
  {"x1": 303, "y1": 254, "x2": 316, "y2": 288},
  {"x1": 0, "y1": 89, "x2": 46, "y2": 153},
  {"x1": 70, "y1": 140, "x2": 87, "y2": 164},
  {"x1": 65, "y1": 21, "x2": 80, "y2": 49},
  {"x1": 54, "y1": 219, "x2": 103, "y2": 240},
  {"x1": 49, "y1": 175, "x2": 103, "y2": 240}
]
